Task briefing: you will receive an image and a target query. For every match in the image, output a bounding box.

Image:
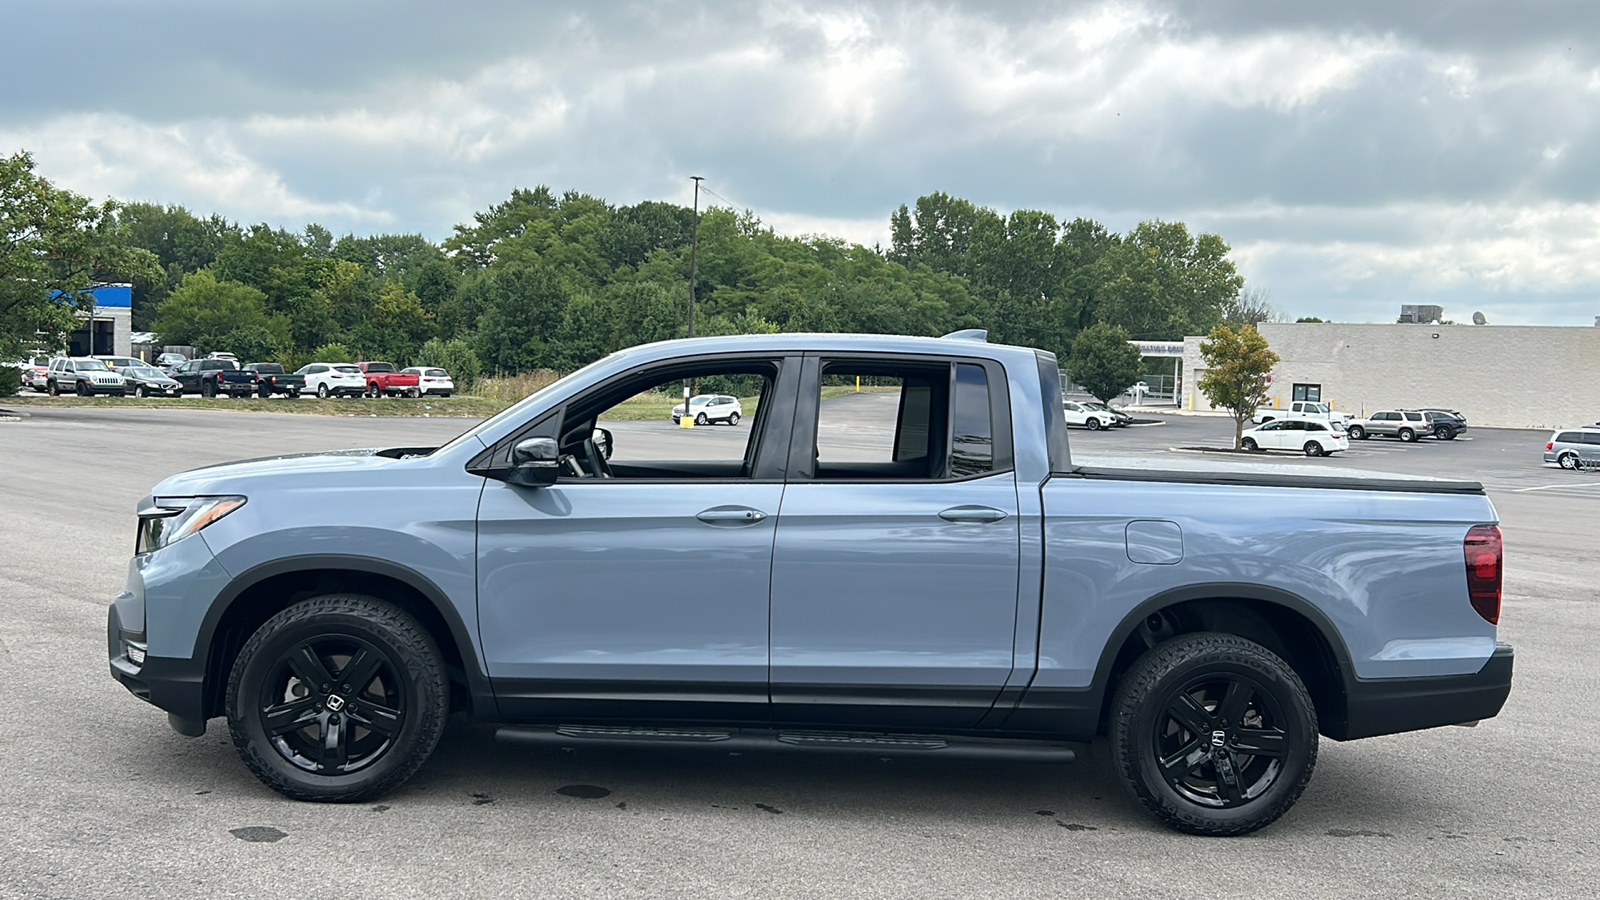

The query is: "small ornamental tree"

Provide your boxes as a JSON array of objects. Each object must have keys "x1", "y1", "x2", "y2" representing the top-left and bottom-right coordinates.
[
  {"x1": 1066, "y1": 321, "x2": 1143, "y2": 404},
  {"x1": 1198, "y1": 323, "x2": 1280, "y2": 449}
]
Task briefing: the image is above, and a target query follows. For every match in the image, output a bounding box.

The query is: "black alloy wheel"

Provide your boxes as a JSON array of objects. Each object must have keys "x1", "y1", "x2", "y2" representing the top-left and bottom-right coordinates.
[
  {"x1": 1241, "y1": 437, "x2": 1259, "y2": 452},
  {"x1": 1303, "y1": 441, "x2": 1324, "y2": 457},
  {"x1": 226, "y1": 594, "x2": 448, "y2": 802},
  {"x1": 1347, "y1": 425, "x2": 1365, "y2": 440},
  {"x1": 1087, "y1": 417, "x2": 1104, "y2": 431},
  {"x1": 1111, "y1": 632, "x2": 1317, "y2": 836}
]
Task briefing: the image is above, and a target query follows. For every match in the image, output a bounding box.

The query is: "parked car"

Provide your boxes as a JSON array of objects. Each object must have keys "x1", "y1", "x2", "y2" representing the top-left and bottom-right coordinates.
[
  {"x1": 1346, "y1": 409, "x2": 1431, "y2": 442},
  {"x1": 401, "y1": 366, "x2": 455, "y2": 397},
  {"x1": 357, "y1": 362, "x2": 422, "y2": 398},
  {"x1": 1240, "y1": 419, "x2": 1350, "y2": 457},
  {"x1": 110, "y1": 331, "x2": 1511, "y2": 837},
  {"x1": 204, "y1": 352, "x2": 239, "y2": 362},
  {"x1": 116, "y1": 364, "x2": 183, "y2": 398},
  {"x1": 1253, "y1": 401, "x2": 1353, "y2": 425},
  {"x1": 1544, "y1": 427, "x2": 1600, "y2": 470},
  {"x1": 46, "y1": 357, "x2": 126, "y2": 396},
  {"x1": 243, "y1": 363, "x2": 305, "y2": 398},
  {"x1": 1062, "y1": 399, "x2": 1120, "y2": 430},
  {"x1": 297, "y1": 362, "x2": 366, "y2": 398},
  {"x1": 155, "y1": 352, "x2": 188, "y2": 371},
  {"x1": 1422, "y1": 410, "x2": 1467, "y2": 440},
  {"x1": 19, "y1": 354, "x2": 53, "y2": 391},
  {"x1": 672, "y1": 393, "x2": 742, "y2": 425},
  {"x1": 170, "y1": 358, "x2": 258, "y2": 397},
  {"x1": 1083, "y1": 400, "x2": 1133, "y2": 427}
]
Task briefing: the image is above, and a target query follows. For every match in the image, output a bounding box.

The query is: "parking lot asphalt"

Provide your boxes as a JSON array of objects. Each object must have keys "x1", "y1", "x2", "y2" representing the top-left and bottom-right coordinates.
[{"x1": 2, "y1": 403, "x2": 1597, "y2": 899}]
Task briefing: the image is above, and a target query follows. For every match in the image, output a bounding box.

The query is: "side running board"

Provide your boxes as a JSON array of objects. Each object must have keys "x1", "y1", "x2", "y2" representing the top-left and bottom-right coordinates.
[{"x1": 495, "y1": 724, "x2": 1077, "y2": 763}]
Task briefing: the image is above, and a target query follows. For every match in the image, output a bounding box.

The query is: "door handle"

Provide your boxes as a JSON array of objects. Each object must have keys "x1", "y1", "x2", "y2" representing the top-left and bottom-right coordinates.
[
  {"x1": 938, "y1": 505, "x2": 1008, "y2": 524},
  {"x1": 696, "y1": 506, "x2": 768, "y2": 526}
]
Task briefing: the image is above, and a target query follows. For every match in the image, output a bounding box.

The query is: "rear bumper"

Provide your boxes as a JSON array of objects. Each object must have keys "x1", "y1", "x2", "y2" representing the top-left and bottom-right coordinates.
[{"x1": 1336, "y1": 642, "x2": 1513, "y2": 740}]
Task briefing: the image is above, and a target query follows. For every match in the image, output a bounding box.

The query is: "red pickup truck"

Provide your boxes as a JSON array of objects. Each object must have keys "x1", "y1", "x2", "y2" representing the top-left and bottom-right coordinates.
[{"x1": 357, "y1": 361, "x2": 421, "y2": 398}]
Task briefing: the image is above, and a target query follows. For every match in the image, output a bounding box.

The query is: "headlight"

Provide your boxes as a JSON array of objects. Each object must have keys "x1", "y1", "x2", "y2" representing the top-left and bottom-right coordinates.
[{"x1": 137, "y1": 496, "x2": 247, "y2": 554}]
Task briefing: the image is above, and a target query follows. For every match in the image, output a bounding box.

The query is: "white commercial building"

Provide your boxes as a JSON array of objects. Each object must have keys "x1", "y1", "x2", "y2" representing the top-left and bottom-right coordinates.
[{"x1": 1180, "y1": 321, "x2": 1600, "y2": 430}]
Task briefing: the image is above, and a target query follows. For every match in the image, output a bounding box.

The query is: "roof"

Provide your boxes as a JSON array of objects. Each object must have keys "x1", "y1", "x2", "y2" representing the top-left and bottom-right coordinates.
[{"x1": 618, "y1": 332, "x2": 1047, "y2": 366}]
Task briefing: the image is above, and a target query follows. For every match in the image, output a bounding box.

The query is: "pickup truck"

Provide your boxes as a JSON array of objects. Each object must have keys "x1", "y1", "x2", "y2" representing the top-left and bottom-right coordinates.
[
  {"x1": 107, "y1": 332, "x2": 1512, "y2": 835},
  {"x1": 1253, "y1": 401, "x2": 1352, "y2": 425},
  {"x1": 242, "y1": 363, "x2": 305, "y2": 398},
  {"x1": 357, "y1": 361, "x2": 421, "y2": 398},
  {"x1": 169, "y1": 358, "x2": 258, "y2": 398}
]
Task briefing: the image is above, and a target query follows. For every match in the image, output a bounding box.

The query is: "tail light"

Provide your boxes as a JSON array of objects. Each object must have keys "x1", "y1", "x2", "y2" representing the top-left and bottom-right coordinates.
[
  {"x1": 1546, "y1": 441, "x2": 1554, "y2": 450},
  {"x1": 1463, "y1": 524, "x2": 1502, "y2": 624}
]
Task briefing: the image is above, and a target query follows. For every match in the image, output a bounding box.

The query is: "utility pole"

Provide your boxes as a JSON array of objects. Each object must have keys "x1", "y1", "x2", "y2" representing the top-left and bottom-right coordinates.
[{"x1": 681, "y1": 175, "x2": 704, "y2": 429}]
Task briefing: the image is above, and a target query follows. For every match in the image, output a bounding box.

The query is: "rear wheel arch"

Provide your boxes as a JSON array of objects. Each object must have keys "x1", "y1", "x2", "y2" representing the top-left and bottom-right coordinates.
[
  {"x1": 196, "y1": 556, "x2": 492, "y2": 721},
  {"x1": 1092, "y1": 585, "x2": 1353, "y2": 741}
]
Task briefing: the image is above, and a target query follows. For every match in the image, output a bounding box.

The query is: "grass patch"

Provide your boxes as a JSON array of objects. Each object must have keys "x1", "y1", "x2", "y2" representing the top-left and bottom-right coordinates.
[{"x1": 4, "y1": 394, "x2": 511, "y2": 417}]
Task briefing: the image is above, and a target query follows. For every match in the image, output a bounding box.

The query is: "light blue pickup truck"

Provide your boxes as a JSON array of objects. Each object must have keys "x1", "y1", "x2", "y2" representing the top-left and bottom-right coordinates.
[{"x1": 108, "y1": 332, "x2": 1512, "y2": 835}]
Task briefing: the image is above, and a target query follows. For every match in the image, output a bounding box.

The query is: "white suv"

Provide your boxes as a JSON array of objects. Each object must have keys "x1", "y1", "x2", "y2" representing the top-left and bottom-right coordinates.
[
  {"x1": 672, "y1": 394, "x2": 742, "y2": 425},
  {"x1": 1063, "y1": 399, "x2": 1119, "y2": 431},
  {"x1": 401, "y1": 367, "x2": 455, "y2": 397},
  {"x1": 296, "y1": 363, "x2": 366, "y2": 398}
]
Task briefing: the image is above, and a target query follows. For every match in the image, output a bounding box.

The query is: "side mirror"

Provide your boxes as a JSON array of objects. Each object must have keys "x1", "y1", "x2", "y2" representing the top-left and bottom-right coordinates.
[
  {"x1": 510, "y1": 437, "x2": 560, "y2": 486},
  {"x1": 592, "y1": 428, "x2": 613, "y2": 460}
]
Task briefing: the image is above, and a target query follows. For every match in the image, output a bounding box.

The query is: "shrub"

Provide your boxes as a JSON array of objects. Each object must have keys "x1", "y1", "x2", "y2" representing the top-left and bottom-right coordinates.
[{"x1": 0, "y1": 366, "x2": 21, "y2": 397}]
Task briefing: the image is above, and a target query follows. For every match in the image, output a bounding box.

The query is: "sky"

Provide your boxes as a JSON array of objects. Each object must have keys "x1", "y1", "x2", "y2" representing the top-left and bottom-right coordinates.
[{"x1": 3, "y1": 0, "x2": 1598, "y2": 325}]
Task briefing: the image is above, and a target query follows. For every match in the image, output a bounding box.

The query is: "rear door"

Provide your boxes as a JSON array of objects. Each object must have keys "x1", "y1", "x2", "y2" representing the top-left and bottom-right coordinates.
[{"x1": 768, "y1": 354, "x2": 1020, "y2": 729}]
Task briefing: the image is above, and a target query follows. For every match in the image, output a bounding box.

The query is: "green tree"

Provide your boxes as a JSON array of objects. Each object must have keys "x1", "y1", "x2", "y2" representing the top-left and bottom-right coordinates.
[
  {"x1": 1066, "y1": 322, "x2": 1144, "y2": 403},
  {"x1": 1295, "y1": 316, "x2": 1326, "y2": 323},
  {"x1": 308, "y1": 341, "x2": 355, "y2": 364},
  {"x1": 474, "y1": 263, "x2": 568, "y2": 373},
  {"x1": 367, "y1": 280, "x2": 435, "y2": 363},
  {"x1": 412, "y1": 338, "x2": 481, "y2": 391},
  {"x1": 1197, "y1": 324, "x2": 1281, "y2": 449},
  {"x1": 1, "y1": 152, "x2": 159, "y2": 360},
  {"x1": 152, "y1": 270, "x2": 287, "y2": 359},
  {"x1": 1091, "y1": 220, "x2": 1243, "y2": 340}
]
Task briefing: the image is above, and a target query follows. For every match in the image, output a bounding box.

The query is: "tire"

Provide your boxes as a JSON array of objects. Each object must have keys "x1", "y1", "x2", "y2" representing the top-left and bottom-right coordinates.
[
  {"x1": 1398, "y1": 428, "x2": 1416, "y2": 442},
  {"x1": 1303, "y1": 441, "x2": 1324, "y2": 457},
  {"x1": 1241, "y1": 437, "x2": 1259, "y2": 452},
  {"x1": 76, "y1": 380, "x2": 90, "y2": 397},
  {"x1": 1086, "y1": 417, "x2": 1104, "y2": 431},
  {"x1": 48, "y1": 380, "x2": 60, "y2": 396},
  {"x1": 439, "y1": 392, "x2": 451, "y2": 398},
  {"x1": 1433, "y1": 427, "x2": 1453, "y2": 441},
  {"x1": 225, "y1": 594, "x2": 449, "y2": 803},
  {"x1": 259, "y1": 386, "x2": 272, "y2": 399},
  {"x1": 289, "y1": 388, "x2": 300, "y2": 398},
  {"x1": 727, "y1": 412, "x2": 740, "y2": 426},
  {"x1": 1559, "y1": 452, "x2": 1579, "y2": 470},
  {"x1": 317, "y1": 383, "x2": 330, "y2": 399},
  {"x1": 1347, "y1": 425, "x2": 1365, "y2": 440},
  {"x1": 1110, "y1": 632, "x2": 1318, "y2": 836},
  {"x1": 134, "y1": 385, "x2": 148, "y2": 398},
  {"x1": 366, "y1": 383, "x2": 380, "y2": 398},
  {"x1": 201, "y1": 379, "x2": 216, "y2": 398},
  {"x1": 695, "y1": 412, "x2": 709, "y2": 426},
  {"x1": 409, "y1": 388, "x2": 421, "y2": 399}
]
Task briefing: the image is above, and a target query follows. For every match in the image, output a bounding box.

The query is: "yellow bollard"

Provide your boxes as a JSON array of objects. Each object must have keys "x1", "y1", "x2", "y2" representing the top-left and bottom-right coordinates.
[{"x1": 856, "y1": 375, "x2": 860, "y2": 393}]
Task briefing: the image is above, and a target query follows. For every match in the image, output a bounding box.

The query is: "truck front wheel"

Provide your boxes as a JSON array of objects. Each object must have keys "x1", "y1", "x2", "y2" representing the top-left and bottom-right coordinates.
[
  {"x1": 225, "y1": 594, "x2": 449, "y2": 803},
  {"x1": 1110, "y1": 632, "x2": 1318, "y2": 836}
]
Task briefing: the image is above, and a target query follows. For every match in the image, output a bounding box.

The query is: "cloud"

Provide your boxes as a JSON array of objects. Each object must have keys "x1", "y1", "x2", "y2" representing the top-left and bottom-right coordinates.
[{"x1": 1, "y1": 0, "x2": 1598, "y2": 324}]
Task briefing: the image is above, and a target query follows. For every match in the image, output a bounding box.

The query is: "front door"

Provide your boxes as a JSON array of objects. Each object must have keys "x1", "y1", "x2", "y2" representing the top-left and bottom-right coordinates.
[
  {"x1": 475, "y1": 353, "x2": 798, "y2": 724},
  {"x1": 769, "y1": 355, "x2": 1022, "y2": 730}
]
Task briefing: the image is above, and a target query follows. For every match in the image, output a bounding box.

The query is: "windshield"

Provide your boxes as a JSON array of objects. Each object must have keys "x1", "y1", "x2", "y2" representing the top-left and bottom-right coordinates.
[
  {"x1": 74, "y1": 359, "x2": 109, "y2": 371},
  {"x1": 126, "y1": 366, "x2": 164, "y2": 378}
]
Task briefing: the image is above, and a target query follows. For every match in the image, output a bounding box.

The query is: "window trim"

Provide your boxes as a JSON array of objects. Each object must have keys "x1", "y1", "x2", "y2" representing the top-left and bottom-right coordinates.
[{"x1": 786, "y1": 351, "x2": 1014, "y2": 484}]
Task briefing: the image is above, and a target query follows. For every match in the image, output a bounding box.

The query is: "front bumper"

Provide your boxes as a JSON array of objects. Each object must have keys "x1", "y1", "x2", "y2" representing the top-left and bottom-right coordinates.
[
  {"x1": 1336, "y1": 642, "x2": 1513, "y2": 740},
  {"x1": 108, "y1": 604, "x2": 208, "y2": 736}
]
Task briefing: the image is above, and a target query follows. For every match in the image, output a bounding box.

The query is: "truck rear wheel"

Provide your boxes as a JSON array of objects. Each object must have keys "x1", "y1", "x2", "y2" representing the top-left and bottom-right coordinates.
[
  {"x1": 1110, "y1": 632, "x2": 1318, "y2": 836},
  {"x1": 225, "y1": 594, "x2": 449, "y2": 803}
]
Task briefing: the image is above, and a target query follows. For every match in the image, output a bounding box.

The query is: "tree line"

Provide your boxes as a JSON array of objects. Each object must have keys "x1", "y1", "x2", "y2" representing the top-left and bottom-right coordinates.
[{"x1": 4, "y1": 151, "x2": 1272, "y2": 393}]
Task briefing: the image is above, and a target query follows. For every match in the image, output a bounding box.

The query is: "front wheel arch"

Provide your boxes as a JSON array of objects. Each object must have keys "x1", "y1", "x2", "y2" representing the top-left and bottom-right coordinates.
[{"x1": 199, "y1": 558, "x2": 492, "y2": 722}]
